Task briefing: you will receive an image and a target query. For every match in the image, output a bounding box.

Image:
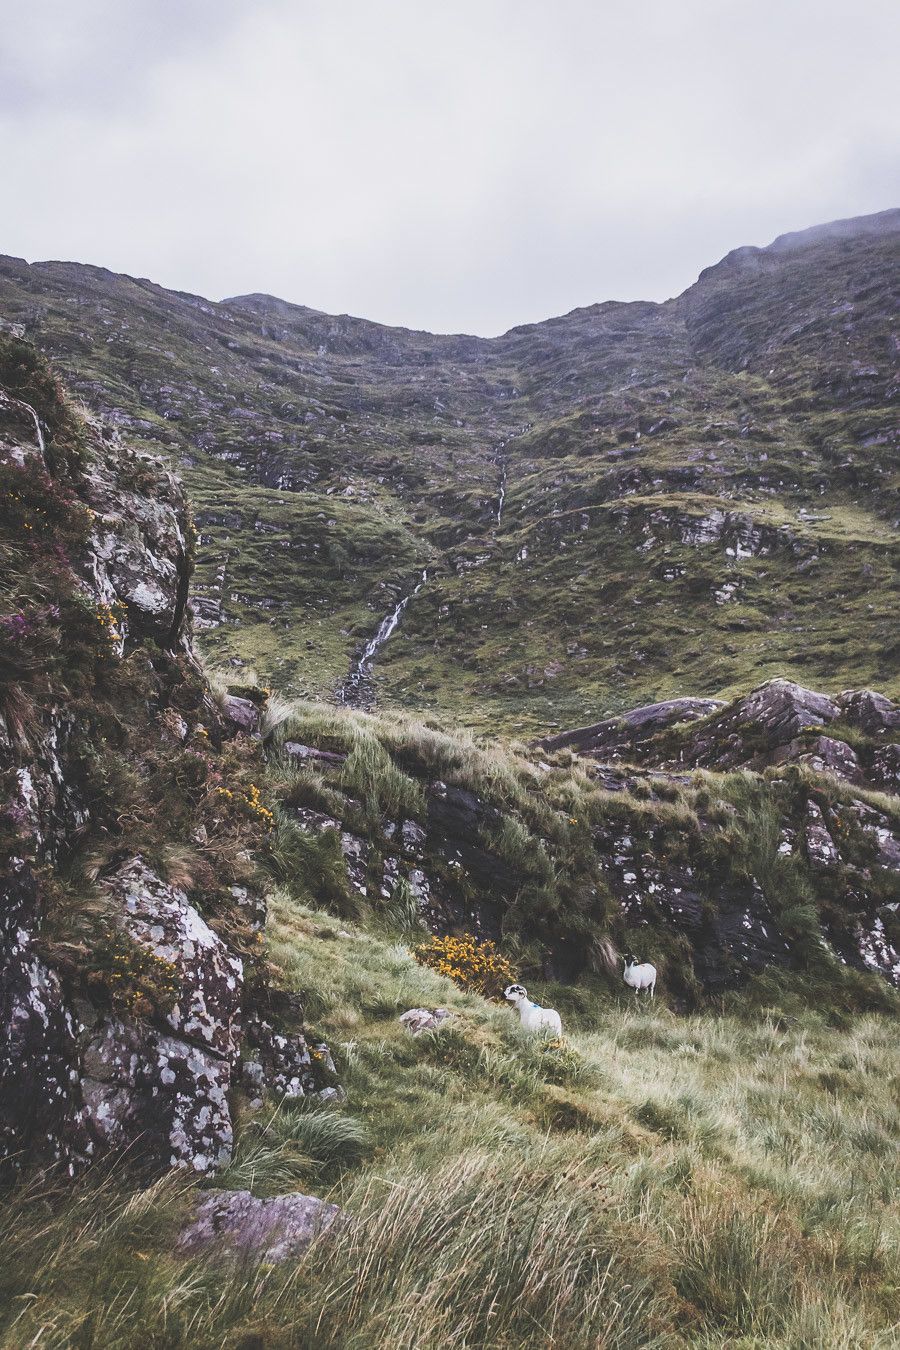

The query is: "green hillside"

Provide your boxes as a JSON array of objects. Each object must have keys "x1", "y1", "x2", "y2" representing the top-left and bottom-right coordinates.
[{"x1": 1, "y1": 210, "x2": 896, "y2": 731}]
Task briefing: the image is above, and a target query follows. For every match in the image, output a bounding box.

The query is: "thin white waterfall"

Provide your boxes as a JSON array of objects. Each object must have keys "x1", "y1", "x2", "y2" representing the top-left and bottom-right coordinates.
[{"x1": 339, "y1": 569, "x2": 428, "y2": 704}]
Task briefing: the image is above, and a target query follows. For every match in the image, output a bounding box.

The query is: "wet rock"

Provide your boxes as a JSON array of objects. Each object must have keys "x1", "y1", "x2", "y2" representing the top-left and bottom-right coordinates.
[
  {"x1": 426, "y1": 784, "x2": 505, "y2": 881},
  {"x1": 178, "y1": 1188, "x2": 341, "y2": 1262}
]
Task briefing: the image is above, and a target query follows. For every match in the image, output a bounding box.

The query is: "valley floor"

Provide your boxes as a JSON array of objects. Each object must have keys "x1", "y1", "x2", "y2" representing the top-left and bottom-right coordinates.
[{"x1": 3, "y1": 892, "x2": 899, "y2": 1349}]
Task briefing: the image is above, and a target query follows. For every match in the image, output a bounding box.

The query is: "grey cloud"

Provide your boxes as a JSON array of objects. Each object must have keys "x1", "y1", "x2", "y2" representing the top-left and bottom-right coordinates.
[{"x1": 0, "y1": 0, "x2": 898, "y2": 335}]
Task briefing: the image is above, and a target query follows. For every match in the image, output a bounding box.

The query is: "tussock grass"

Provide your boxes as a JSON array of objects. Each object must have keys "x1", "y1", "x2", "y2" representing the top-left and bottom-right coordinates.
[{"x1": 3, "y1": 893, "x2": 899, "y2": 1347}]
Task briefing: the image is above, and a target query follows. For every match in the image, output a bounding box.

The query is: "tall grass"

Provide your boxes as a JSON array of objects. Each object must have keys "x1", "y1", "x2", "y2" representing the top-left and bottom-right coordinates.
[{"x1": 4, "y1": 908, "x2": 897, "y2": 1346}]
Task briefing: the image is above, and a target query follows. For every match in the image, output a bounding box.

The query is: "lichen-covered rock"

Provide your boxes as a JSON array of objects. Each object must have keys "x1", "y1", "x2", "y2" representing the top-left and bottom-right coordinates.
[
  {"x1": 0, "y1": 345, "x2": 335, "y2": 1181},
  {"x1": 871, "y1": 745, "x2": 900, "y2": 793},
  {"x1": 805, "y1": 801, "x2": 840, "y2": 868},
  {"x1": 83, "y1": 448, "x2": 190, "y2": 649},
  {"x1": 855, "y1": 918, "x2": 900, "y2": 984},
  {"x1": 775, "y1": 734, "x2": 861, "y2": 783},
  {"x1": 178, "y1": 1188, "x2": 341, "y2": 1261},
  {"x1": 837, "y1": 689, "x2": 900, "y2": 735},
  {"x1": 78, "y1": 1015, "x2": 234, "y2": 1171},
  {"x1": 399, "y1": 1007, "x2": 454, "y2": 1035},
  {"x1": 340, "y1": 832, "x2": 370, "y2": 897},
  {"x1": 243, "y1": 1018, "x2": 314, "y2": 1101},
  {"x1": 0, "y1": 866, "x2": 90, "y2": 1175},
  {"x1": 106, "y1": 858, "x2": 243, "y2": 1061}
]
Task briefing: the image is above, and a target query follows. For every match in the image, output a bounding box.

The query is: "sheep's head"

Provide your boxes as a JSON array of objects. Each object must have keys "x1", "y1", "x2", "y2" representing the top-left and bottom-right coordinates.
[{"x1": 504, "y1": 983, "x2": 527, "y2": 1003}]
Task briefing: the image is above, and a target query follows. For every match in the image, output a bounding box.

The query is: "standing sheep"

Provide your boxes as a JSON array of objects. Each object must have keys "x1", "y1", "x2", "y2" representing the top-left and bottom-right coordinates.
[
  {"x1": 503, "y1": 984, "x2": 563, "y2": 1035},
  {"x1": 623, "y1": 956, "x2": 657, "y2": 998}
]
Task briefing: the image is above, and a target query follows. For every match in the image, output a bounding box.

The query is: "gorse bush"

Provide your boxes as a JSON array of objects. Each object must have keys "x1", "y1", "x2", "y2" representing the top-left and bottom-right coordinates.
[
  {"x1": 414, "y1": 932, "x2": 516, "y2": 998},
  {"x1": 85, "y1": 936, "x2": 180, "y2": 1020}
]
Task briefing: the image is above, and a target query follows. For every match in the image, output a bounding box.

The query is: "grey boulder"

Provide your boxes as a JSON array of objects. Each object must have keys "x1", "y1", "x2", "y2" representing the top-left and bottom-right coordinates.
[{"x1": 179, "y1": 1188, "x2": 342, "y2": 1262}]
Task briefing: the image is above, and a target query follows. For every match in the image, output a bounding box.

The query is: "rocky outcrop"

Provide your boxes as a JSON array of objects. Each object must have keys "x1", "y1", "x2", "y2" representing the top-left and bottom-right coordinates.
[
  {"x1": 544, "y1": 679, "x2": 900, "y2": 791},
  {"x1": 110, "y1": 857, "x2": 244, "y2": 1058},
  {"x1": 281, "y1": 673, "x2": 899, "y2": 996},
  {"x1": 539, "y1": 697, "x2": 724, "y2": 758},
  {"x1": 0, "y1": 342, "x2": 334, "y2": 1177}
]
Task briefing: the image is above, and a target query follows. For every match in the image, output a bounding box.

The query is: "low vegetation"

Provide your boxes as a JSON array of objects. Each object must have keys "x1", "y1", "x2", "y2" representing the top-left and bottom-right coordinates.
[
  {"x1": 256, "y1": 692, "x2": 898, "y2": 1010},
  {"x1": 3, "y1": 892, "x2": 898, "y2": 1348}
]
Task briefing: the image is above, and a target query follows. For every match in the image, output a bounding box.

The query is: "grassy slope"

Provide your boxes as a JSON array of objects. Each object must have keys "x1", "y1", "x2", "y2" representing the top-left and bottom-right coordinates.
[{"x1": 4, "y1": 894, "x2": 898, "y2": 1348}]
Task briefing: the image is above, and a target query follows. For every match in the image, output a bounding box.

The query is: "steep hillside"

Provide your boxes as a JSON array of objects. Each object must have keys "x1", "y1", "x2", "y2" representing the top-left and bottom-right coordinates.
[
  {"x1": 1, "y1": 332, "x2": 898, "y2": 1350},
  {"x1": 0, "y1": 209, "x2": 896, "y2": 731}
]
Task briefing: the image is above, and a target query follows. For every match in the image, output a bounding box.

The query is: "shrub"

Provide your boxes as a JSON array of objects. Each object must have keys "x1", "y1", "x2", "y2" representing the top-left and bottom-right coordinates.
[
  {"x1": 414, "y1": 933, "x2": 516, "y2": 998},
  {"x1": 86, "y1": 935, "x2": 180, "y2": 1019}
]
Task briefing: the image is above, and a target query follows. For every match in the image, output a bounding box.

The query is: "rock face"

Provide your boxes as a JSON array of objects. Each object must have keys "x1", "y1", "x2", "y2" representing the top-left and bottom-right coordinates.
[
  {"x1": 0, "y1": 868, "x2": 89, "y2": 1171},
  {"x1": 539, "y1": 698, "x2": 725, "y2": 758},
  {"x1": 110, "y1": 858, "x2": 243, "y2": 1059},
  {"x1": 0, "y1": 340, "x2": 334, "y2": 1177}
]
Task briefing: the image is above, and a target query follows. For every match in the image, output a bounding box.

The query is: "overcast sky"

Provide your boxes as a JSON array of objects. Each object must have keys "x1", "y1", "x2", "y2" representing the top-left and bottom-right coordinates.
[{"x1": 2, "y1": 0, "x2": 898, "y2": 336}]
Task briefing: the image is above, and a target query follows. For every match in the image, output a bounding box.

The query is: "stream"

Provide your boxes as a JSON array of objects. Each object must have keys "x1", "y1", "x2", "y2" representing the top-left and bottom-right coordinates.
[
  {"x1": 495, "y1": 462, "x2": 507, "y2": 524},
  {"x1": 8, "y1": 396, "x2": 45, "y2": 455},
  {"x1": 338, "y1": 569, "x2": 428, "y2": 706}
]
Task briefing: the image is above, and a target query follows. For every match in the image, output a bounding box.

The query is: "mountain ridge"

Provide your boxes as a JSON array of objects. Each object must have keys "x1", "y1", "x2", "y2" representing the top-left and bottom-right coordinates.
[
  {"x1": 9, "y1": 204, "x2": 900, "y2": 340},
  {"x1": 0, "y1": 208, "x2": 896, "y2": 732}
]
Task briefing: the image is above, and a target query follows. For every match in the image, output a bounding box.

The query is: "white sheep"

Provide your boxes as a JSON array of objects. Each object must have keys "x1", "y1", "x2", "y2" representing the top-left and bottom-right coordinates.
[
  {"x1": 623, "y1": 956, "x2": 657, "y2": 998},
  {"x1": 503, "y1": 984, "x2": 562, "y2": 1035}
]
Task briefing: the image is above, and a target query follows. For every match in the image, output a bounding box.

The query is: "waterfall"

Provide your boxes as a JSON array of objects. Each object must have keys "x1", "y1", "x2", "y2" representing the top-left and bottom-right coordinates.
[
  {"x1": 339, "y1": 570, "x2": 428, "y2": 705},
  {"x1": 8, "y1": 396, "x2": 45, "y2": 455},
  {"x1": 495, "y1": 462, "x2": 507, "y2": 524}
]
